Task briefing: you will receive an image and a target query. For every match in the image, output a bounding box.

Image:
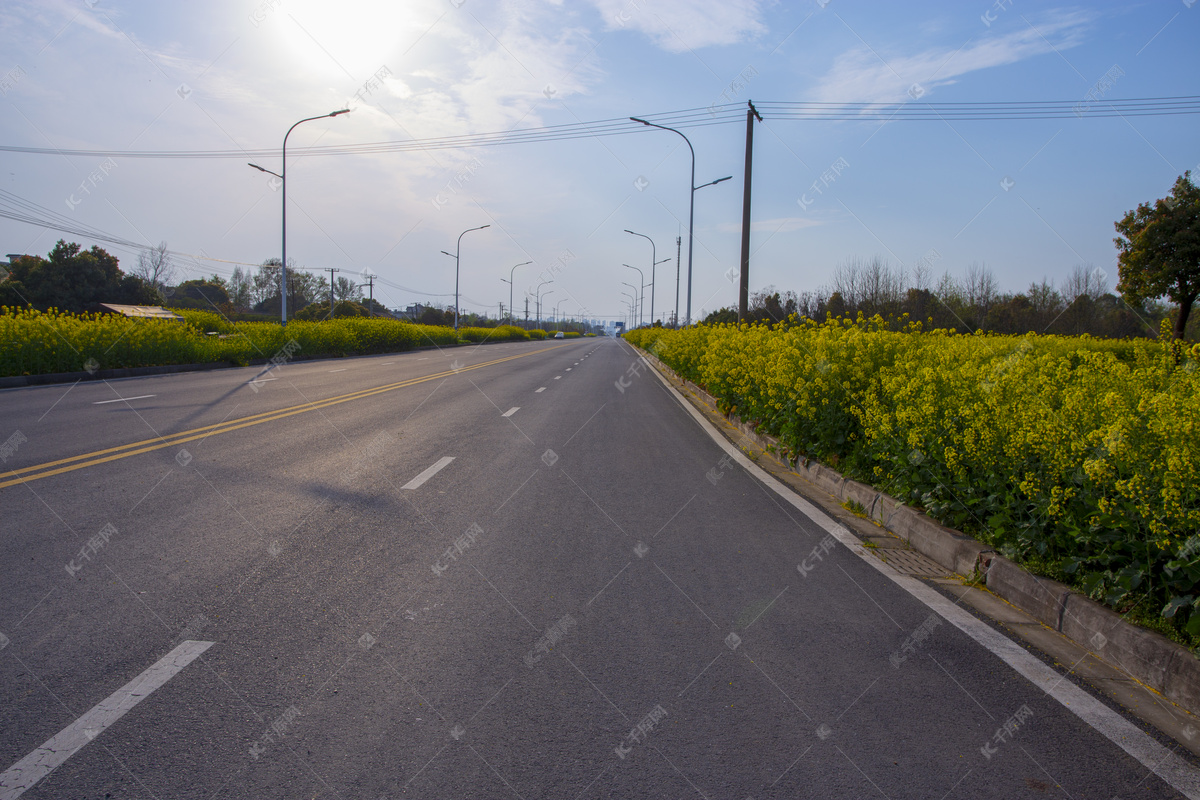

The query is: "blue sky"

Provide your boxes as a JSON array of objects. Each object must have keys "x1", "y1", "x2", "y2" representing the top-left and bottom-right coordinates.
[{"x1": 1, "y1": 0, "x2": 1197, "y2": 324}]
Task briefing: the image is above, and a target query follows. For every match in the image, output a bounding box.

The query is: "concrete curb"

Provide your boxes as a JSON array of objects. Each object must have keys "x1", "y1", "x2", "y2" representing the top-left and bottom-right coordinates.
[
  {"x1": 0, "y1": 337, "x2": 541, "y2": 389},
  {"x1": 638, "y1": 347, "x2": 1200, "y2": 718}
]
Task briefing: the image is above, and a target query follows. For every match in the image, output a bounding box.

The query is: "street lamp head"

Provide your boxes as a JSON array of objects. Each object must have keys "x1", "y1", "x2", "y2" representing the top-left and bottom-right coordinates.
[
  {"x1": 248, "y1": 162, "x2": 265, "y2": 172},
  {"x1": 655, "y1": 257, "x2": 672, "y2": 265},
  {"x1": 440, "y1": 250, "x2": 455, "y2": 258},
  {"x1": 629, "y1": 117, "x2": 650, "y2": 125},
  {"x1": 713, "y1": 175, "x2": 733, "y2": 185},
  {"x1": 329, "y1": 109, "x2": 351, "y2": 117}
]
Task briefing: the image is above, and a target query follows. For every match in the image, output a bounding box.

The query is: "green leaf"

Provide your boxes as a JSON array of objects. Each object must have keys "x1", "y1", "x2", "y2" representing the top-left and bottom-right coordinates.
[{"x1": 1163, "y1": 595, "x2": 1195, "y2": 619}]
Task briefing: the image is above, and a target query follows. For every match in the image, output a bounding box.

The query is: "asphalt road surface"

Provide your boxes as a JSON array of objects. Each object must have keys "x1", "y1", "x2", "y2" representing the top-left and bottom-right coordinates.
[{"x1": 1, "y1": 336, "x2": 1197, "y2": 798}]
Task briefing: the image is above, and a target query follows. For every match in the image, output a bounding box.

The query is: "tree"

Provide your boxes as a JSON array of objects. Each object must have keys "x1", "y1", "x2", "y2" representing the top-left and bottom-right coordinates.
[
  {"x1": 175, "y1": 279, "x2": 230, "y2": 306},
  {"x1": 130, "y1": 241, "x2": 175, "y2": 296},
  {"x1": 0, "y1": 240, "x2": 157, "y2": 311},
  {"x1": 1115, "y1": 172, "x2": 1200, "y2": 339},
  {"x1": 333, "y1": 276, "x2": 362, "y2": 303},
  {"x1": 228, "y1": 266, "x2": 252, "y2": 310}
]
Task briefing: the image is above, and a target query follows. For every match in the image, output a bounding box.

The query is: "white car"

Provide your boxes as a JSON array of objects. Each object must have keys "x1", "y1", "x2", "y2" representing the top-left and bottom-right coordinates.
[{"x1": 553, "y1": 331, "x2": 564, "y2": 339}]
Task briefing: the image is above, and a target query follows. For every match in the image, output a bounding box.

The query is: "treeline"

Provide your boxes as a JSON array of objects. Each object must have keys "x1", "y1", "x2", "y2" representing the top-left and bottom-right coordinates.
[{"x1": 704, "y1": 257, "x2": 1193, "y2": 340}]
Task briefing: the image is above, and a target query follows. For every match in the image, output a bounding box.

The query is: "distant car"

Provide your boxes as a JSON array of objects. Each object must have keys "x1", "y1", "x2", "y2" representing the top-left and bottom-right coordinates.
[{"x1": 553, "y1": 332, "x2": 565, "y2": 339}]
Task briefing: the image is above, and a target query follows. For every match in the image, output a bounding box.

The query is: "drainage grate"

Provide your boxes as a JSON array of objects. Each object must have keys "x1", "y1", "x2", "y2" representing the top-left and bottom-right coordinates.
[{"x1": 871, "y1": 548, "x2": 954, "y2": 578}]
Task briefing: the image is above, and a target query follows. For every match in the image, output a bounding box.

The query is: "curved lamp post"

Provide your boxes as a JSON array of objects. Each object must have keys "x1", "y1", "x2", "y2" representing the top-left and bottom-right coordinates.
[
  {"x1": 537, "y1": 289, "x2": 554, "y2": 328},
  {"x1": 621, "y1": 281, "x2": 640, "y2": 327},
  {"x1": 249, "y1": 109, "x2": 350, "y2": 326},
  {"x1": 629, "y1": 117, "x2": 731, "y2": 326},
  {"x1": 500, "y1": 260, "x2": 532, "y2": 325},
  {"x1": 624, "y1": 229, "x2": 656, "y2": 324},
  {"x1": 440, "y1": 224, "x2": 490, "y2": 331},
  {"x1": 620, "y1": 291, "x2": 636, "y2": 329},
  {"x1": 622, "y1": 264, "x2": 645, "y2": 327}
]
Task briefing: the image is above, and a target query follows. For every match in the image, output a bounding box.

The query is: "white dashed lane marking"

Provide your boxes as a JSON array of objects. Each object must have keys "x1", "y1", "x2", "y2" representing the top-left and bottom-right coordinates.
[
  {"x1": 0, "y1": 640, "x2": 214, "y2": 799},
  {"x1": 401, "y1": 456, "x2": 456, "y2": 490},
  {"x1": 92, "y1": 395, "x2": 155, "y2": 405}
]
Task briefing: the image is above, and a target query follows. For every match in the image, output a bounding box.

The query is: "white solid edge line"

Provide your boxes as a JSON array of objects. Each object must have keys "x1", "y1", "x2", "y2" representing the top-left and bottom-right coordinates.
[
  {"x1": 0, "y1": 640, "x2": 215, "y2": 799},
  {"x1": 92, "y1": 395, "x2": 155, "y2": 405},
  {"x1": 639, "y1": 346, "x2": 1200, "y2": 799},
  {"x1": 401, "y1": 456, "x2": 456, "y2": 490},
  {"x1": 502, "y1": 407, "x2": 520, "y2": 417}
]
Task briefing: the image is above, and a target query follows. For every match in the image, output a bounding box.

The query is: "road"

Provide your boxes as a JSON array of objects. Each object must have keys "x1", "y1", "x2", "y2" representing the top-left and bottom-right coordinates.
[{"x1": 0, "y1": 335, "x2": 1195, "y2": 798}]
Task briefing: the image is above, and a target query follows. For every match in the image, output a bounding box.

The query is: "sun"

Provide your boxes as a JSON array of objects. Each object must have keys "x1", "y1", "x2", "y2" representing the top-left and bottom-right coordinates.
[{"x1": 270, "y1": 0, "x2": 435, "y2": 84}]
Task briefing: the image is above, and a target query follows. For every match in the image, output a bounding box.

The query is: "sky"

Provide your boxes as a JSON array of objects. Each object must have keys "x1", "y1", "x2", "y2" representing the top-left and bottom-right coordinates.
[{"x1": 0, "y1": 0, "x2": 1197, "y2": 325}]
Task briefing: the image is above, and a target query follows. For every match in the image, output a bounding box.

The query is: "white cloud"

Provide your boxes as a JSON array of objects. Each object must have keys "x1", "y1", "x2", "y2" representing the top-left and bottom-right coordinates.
[
  {"x1": 589, "y1": 0, "x2": 766, "y2": 52},
  {"x1": 811, "y1": 11, "x2": 1090, "y2": 104}
]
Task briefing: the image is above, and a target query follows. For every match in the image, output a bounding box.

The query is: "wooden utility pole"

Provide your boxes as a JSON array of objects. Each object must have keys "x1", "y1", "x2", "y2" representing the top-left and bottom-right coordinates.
[
  {"x1": 325, "y1": 267, "x2": 340, "y2": 314},
  {"x1": 738, "y1": 101, "x2": 762, "y2": 323}
]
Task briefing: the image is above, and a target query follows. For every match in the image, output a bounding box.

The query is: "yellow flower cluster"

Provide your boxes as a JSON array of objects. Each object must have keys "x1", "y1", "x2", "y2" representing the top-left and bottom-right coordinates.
[
  {"x1": 627, "y1": 320, "x2": 1200, "y2": 594},
  {"x1": 0, "y1": 306, "x2": 489, "y2": 376}
]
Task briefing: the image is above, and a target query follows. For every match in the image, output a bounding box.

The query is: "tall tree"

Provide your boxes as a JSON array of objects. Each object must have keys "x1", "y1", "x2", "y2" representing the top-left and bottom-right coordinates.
[
  {"x1": 130, "y1": 241, "x2": 175, "y2": 296},
  {"x1": 228, "y1": 266, "x2": 252, "y2": 310},
  {"x1": 334, "y1": 276, "x2": 362, "y2": 303},
  {"x1": 1115, "y1": 172, "x2": 1200, "y2": 339}
]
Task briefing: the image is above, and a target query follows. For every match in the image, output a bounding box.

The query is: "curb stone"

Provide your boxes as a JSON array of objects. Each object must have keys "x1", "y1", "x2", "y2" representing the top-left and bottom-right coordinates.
[{"x1": 638, "y1": 346, "x2": 1200, "y2": 719}]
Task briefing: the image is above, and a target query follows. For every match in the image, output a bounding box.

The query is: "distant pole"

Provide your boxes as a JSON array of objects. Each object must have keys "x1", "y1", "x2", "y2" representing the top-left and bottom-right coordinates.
[
  {"x1": 365, "y1": 274, "x2": 375, "y2": 315},
  {"x1": 674, "y1": 234, "x2": 682, "y2": 328},
  {"x1": 325, "y1": 267, "x2": 340, "y2": 315},
  {"x1": 524, "y1": 296, "x2": 529, "y2": 327},
  {"x1": 738, "y1": 101, "x2": 762, "y2": 324}
]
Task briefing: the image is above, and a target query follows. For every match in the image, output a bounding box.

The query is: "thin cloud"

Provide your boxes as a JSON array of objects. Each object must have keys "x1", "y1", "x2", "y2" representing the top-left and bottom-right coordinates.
[
  {"x1": 589, "y1": 0, "x2": 766, "y2": 52},
  {"x1": 811, "y1": 10, "x2": 1091, "y2": 104}
]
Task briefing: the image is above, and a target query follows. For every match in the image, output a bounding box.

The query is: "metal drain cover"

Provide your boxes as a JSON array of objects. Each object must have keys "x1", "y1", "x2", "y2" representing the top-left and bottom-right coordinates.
[{"x1": 871, "y1": 548, "x2": 953, "y2": 577}]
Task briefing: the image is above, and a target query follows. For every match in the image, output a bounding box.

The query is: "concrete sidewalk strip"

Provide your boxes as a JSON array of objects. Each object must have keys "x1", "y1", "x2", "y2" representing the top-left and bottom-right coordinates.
[{"x1": 0, "y1": 640, "x2": 214, "y2": 799}]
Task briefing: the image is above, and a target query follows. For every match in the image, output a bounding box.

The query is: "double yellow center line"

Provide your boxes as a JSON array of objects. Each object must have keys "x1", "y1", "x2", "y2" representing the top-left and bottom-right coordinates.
[{"x1": 1, "y1": 344, "x2": 568, "y2": 490}]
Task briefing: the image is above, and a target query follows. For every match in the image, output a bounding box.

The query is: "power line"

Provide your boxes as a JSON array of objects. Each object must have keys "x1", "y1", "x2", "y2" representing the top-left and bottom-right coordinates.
[{"x1": 0, "y1": 97, "x2": 1194, "y2": 161}]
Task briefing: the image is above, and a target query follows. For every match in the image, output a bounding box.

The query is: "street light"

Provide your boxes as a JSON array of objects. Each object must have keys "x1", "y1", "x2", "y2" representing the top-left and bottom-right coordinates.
[
  {"x1": 248, "y1": 108, "x2": 349, "y2": 326},
  {"x1": 554, "y1": 298, "x2": 568, "y2": 330},
  {"x1": 620, "y1": 293, "x2": 636, "y2": 330},
  {"x1": 500, "y1": 260, "x2": 532, "y2": 325},
  {"x1": 621, "y1": 281, "x2": 640, "y2": 326},
  {"x1": 439, "y1": 224, "x2": 490, "y2": 331},
  {"x1": 533, "y1": 278, "x2": 553, "y2": 328},
  {"x1": 624, "y1": 229, "x2": 657, "y2": 324},
  {"x1": 629, "y1": 117, "x2": 731, "y2": 326},
  {"x1": 622, "y1": 264, "x2": 646, "y2": 327},
  {"x1": 537, "y1": 289, "x2": 554, "y2": 328}
]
